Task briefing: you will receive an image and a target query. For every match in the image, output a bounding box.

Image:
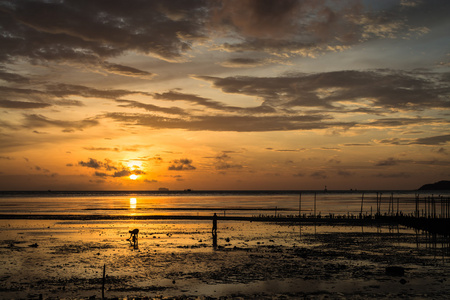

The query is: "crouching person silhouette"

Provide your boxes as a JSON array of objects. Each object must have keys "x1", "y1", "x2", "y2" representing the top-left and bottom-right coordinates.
[{"x1": 128, "y1": 228, "x2": 139, "y2": 249}]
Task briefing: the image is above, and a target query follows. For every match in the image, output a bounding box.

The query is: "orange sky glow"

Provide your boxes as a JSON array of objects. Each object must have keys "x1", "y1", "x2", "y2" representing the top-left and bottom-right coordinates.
[{"x1": 0, "y1": 0, "x2": 449, "y2": 191}]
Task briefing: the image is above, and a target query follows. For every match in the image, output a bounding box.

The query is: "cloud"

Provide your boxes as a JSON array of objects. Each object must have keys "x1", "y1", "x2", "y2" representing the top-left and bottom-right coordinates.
[
  {"x1": 209, "y1": 0, "x2": 435, "y2": 57},
  {"x1": 375, "y1": 157, "x2": 399, "y2": 166},
  {"x1": 0, "y1": 0, "x2": 442, "y2": 70},
  {"x1": 102, "y1": 62, "x2": 155, "y2": 78},
  {"x1": 364, "y1": 117, "x2": 446, "y2": 128},
  {"x1": 0, "y1": 69, "x2": 31, "y2": 83},
  {"x1": 23, "y1": 114, "x2": 98, "y2": 131},
  {"x1": 210, "y1": 0, "x2": 364, "y2": 55},
  {"x1": 342, "y1": 143, "x2": 372, "y2": 147},
  {"x1": 373, "y1": 172, "x2": 411, "y2": 178},
  {"x1": 116, "y1": 99, "x2": 187, "y2": 115},
  {"x1": 83, "y1": 147, "x2": 120, "y2": 152},
  {"x1": 104, "y1": 112, "x2": 347, "y2": 132},
  {"x1": 0, "y1": 100, "x2": 52, "y2": 109},
  {"x1": 266, "y1": 148, "x2": 305, "y2": 152},
  {"x1": 379, "y1": 134, "x2": 450, "y2": 146},
  {"x1": 0, "y1": 0, "x2": 208, "y2": 63},
  {"x1": 112, "y1": 169, "x2": 144, "y2": 178},
  {"x1": 336, "y1": 170, "x2": 354, "y2": 177},
  {"x1": 198, "y1": 69, "x2": 450, "y2": 111},
  {"x1": 168, "y1": 158, "x2": 196, "y2": 171},
  {"x1": 311, "y1": 170, "x2": 327, "y2": 179},
  {"x1": 78, "y1": 158, "x2": 106, "y2": 170},
  {"x1": 220, "y1": 58, "x2": 268, "y2": 68},
  {"x1": 211, "y1": 152, "x2": 243, "y2": 170},
  {"x1": 79, "y1": 157, "x2": 146, "y2": 178},
  {"x1": 411, "y1": 134, "x2": 450, "y2": 145}
]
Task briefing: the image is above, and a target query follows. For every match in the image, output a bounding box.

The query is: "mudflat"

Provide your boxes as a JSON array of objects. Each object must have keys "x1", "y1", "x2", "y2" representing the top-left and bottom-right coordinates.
[{"x1": 1, "y1": 219, "x2": 449, "y2": 299}]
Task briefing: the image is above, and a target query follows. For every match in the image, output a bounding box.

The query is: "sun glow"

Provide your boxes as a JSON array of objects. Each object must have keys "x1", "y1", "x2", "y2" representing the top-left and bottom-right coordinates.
[{"x1": 129, "y1": 174, "x2": 138, "y2": 180}]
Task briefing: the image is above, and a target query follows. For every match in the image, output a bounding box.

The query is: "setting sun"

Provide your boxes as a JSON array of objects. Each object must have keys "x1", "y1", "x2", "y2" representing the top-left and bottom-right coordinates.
[{"x1": 129, "y1": 174, "x2": 138, "y2": 180}]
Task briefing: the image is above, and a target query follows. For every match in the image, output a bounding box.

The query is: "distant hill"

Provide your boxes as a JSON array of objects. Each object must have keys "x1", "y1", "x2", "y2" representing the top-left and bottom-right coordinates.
[{"x1": 418, "y1": 180, "x2": 450, "y2": 190}]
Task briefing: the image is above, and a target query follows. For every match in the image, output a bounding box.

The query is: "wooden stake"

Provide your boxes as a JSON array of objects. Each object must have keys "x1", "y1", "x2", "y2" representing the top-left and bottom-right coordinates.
[{"x1": 102, "y1": 264, "x2": 106, "y2": 300}]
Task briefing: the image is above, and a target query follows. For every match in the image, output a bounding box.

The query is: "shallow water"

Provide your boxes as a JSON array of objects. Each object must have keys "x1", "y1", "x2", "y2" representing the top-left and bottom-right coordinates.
[{"x1": 1, "y1": 191, "x2": 448, "y2": 217}]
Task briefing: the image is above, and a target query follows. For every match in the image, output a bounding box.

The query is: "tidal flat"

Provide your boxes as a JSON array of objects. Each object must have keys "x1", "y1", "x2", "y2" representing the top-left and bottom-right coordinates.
[{"x1": 1, "y1": 219, "x2": 449, "y2": 299}]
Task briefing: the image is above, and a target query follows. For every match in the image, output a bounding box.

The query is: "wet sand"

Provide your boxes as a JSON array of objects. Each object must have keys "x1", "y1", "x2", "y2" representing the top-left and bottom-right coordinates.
[{"x1": 1, "y1": 219, "x2": 449, "y2": 299}]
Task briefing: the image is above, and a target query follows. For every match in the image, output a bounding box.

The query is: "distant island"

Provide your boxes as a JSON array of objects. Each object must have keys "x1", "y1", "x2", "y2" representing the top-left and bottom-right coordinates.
[{"x1": 418, "y1": 180, "x2": 450, "y2": 190}]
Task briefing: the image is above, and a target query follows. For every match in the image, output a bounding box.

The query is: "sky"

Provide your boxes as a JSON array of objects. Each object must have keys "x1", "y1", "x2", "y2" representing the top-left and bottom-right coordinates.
[{"x1": 0, "y1": 0, "x2": 449, "y2": 191}]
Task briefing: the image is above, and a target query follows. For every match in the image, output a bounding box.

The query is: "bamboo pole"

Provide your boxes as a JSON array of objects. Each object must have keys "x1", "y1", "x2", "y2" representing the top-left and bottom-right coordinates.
[
  {"x1": 298, "y1": 193, "x2": 302, "y2": 218},
  {"x1": 360, "y1": 193, "x2": 364, "y2": 219},
  {"x1": 314, "y1": 192, "x2": 317, "y2": 217}
]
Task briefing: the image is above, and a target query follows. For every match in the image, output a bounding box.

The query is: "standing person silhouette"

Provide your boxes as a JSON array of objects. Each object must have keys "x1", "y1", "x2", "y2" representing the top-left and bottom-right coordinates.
[{"x1": 212, "y1": 213, "x2": 218, "y2": 249}]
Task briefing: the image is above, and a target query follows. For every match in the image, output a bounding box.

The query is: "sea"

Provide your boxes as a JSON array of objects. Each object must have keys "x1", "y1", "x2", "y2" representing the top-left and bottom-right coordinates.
[{"x1": 1, "y1": 190, "x2": 449, "y2": 219}]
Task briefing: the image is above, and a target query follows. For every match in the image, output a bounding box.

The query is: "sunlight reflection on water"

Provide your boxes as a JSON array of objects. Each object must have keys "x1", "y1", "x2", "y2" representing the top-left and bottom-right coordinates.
[{"x1": 129, "y1": 197, "x2": 137, "y2": 209}]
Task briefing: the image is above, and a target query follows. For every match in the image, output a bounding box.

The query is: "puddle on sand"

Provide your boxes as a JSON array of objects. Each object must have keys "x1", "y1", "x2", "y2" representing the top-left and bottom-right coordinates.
[{"x1": 0, "y1": 219, "x2": 449, "y2": 299}]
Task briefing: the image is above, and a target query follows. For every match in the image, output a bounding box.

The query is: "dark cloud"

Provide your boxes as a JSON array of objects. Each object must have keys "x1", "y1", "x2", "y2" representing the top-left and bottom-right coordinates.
[
  {"x1": 44, "y1": 83, "x2": 138, "y2": 99},
  {"x1": 83, "y1": 147, "x2": 120, "y2": 152},
  {"x1": 23, "y1": 114, "x2": 98, "y2": 131},
  {"x1": 32, "y1": 130, "x2": 47, "y2": 134},
  {"x1": 267, "y1": 148, "x2": 305, "y2": 152},
  {"x1": 152, "y1": 90, "x2": 275, "y2": 113},
  {"x1": 373, "y1": 172, "x2": 411, "y2": 178},
  {"x1": 211, "y1": 0, "x2": 439, "y2": 55},
  {"x1": 436, "y1": 148, "x2": 448, "y2": 155},
  {"x1": 95, "y1": 171, "x2": 109, "y2": 178},
  {"x1": 0, "y1": 100, "x2": 51, "y2": 109},
  {"x1": 311, "y1": 170, "x2": 327, "y2": 179},
  {"x1": 412, "y1": 134, "x2": 450, "y2": 145},
  {"x1": 198, "y1": 70, "x2": 450, "y2": 111},
  {"x1": 116, "y1": 99, "x2": 187, "y2": 115},
  {"x1": 220, "y1": 58, "x2": 267, "y2": 68},
  {"x1": 342, "y1": 144, "x2": 372, "y2": 147},
  {"x1": 168, "y1": 158, "x2": 196, "y2": 171},
  {"x1": 0, "y1": 84, "x2": 132, "y2": 111},
  {"x1": 379, "y1": 134, "x2": 450, "y2": 146},
  {"x1": 211, "y1": 0, "x2": 363, "y2": 53},
  {"x1": 212, "y1": 152, "x2": 243, "y2": 170},
  {"x1": 112, "y1": 169, "x2": 144, "y2": 178},
  {"x1": 364, "y1": 117, "x2": 447, "y2": 128},
  {"x1": 79, "y1": 157, "x2": 145, "y2": 177},
  {"x1": 0, "y1": 0, "x2": 208, "y2": 63},
  {"x1": 375, "y1": 157, "x2": 399, "y2": 166},
  {"x1": 78, "y1": 158, "x2": 105, "y2": 170},
  {"x1": 0, "y1": 69, "x2": 30, "y2": 83},
  {"x1": 0, "y1": 0, "x2": 443, "y2": 70},
  {"x1": 104, "y1": 112, "x2": 347, "y2": 132},
  {"x1": 378, "y1": 137, "x2": 410, "y2": 145},
  {"x1": 336, "y1": 170, "x2": 353, "y2": 177},
  {"x1": 102, "y1": 62, "x2": 154, "y2": 78}
]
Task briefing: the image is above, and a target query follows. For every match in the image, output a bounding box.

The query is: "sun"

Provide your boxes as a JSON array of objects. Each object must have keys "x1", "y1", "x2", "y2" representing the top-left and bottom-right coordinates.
[{"x1": 129, "y1": 174, "x2": 138, "y2": 180}]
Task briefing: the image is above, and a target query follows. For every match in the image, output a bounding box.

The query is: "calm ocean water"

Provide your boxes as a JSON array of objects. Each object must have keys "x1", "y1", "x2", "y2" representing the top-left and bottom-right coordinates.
[{"x1": 1, "y1": 190, "x2": 449, "y2": 218}]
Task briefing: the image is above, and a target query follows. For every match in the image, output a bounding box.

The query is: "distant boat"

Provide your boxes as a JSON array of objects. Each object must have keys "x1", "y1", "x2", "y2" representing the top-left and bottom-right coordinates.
[{"x1": 158, "y1": 187, "x2": 169, "y2": 191}]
